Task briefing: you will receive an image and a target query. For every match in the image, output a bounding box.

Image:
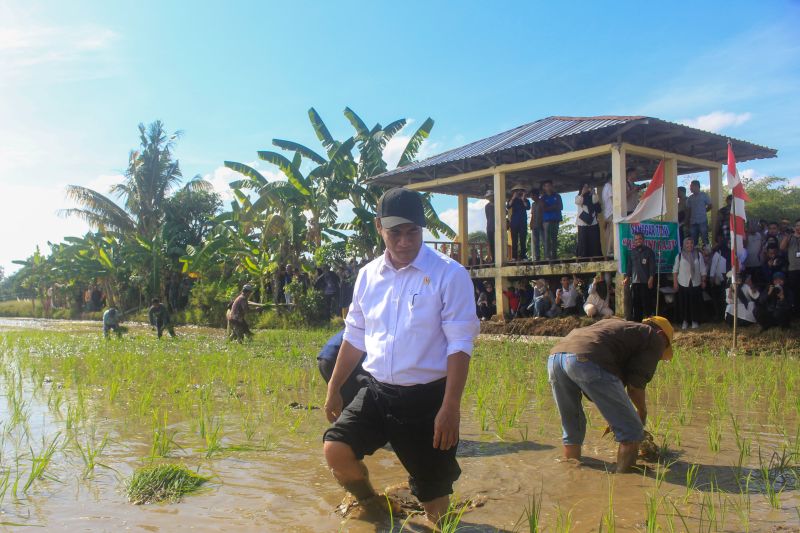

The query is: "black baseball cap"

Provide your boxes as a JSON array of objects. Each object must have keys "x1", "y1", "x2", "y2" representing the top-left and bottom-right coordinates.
[{"x1": 376, "y1": 188, "x2": 427, "y2": 228}]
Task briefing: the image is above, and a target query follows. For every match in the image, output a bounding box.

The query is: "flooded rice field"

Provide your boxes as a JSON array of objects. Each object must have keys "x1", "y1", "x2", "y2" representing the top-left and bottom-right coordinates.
[{"x1": 0, "y1": 319, "x2": 798, "y2": 532}]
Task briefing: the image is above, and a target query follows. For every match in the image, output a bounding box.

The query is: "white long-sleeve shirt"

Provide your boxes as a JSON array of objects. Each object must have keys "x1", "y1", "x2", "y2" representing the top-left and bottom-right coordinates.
[
  {"x1": 725, "y1": 284, "x2": 760, "y2": 323},
  {"x1": 673, "y1": 251, "x2": 706, "y2": 288},
  {"x1": 601, "y1": 181, "x2": 613, "y2": 220},
  {"x1": 707, "y1": 251, "x2": 727, "y2": 286},
  {"x1": 343, "y1": 244, "x2": 480, "y2": 386}
]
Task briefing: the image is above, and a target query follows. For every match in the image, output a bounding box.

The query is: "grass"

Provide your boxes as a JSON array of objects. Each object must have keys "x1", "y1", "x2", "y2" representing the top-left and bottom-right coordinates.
[
  {"x1": 125, "y1": 463, "x2": 210, "y2": 504},
  {"x1": 0, "y1": 326, "x2": 798, "y2": 529}
]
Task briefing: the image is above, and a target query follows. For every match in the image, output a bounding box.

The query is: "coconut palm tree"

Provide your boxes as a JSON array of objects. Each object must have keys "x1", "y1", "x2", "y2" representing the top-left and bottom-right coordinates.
[{"x1": 61, "y1": 121, "x2": 211, "y2": 240}]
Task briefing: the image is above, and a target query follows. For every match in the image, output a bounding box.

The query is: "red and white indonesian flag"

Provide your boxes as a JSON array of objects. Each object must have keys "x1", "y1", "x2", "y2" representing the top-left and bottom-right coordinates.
[
  {"x1": 620, "y1": 160, "x2": 666, "y2": 223},
  {"x1": 727, "y1": 142, "x2": 749, "y2": 269}
]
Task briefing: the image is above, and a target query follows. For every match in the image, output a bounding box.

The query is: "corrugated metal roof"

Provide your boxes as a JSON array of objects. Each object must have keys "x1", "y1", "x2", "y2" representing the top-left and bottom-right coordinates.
[
  {"x1": 372, "y1": 115, "x2": 777, "y2": 185},
  {"x1": 376, "y1": 116, "x2": 644, "y2": 179}
]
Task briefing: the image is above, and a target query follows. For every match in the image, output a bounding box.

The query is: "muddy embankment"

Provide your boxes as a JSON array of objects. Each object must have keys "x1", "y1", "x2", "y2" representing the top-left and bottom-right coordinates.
[{"x1": 480, "y1": 315, "x2": 800, "y2": 355}]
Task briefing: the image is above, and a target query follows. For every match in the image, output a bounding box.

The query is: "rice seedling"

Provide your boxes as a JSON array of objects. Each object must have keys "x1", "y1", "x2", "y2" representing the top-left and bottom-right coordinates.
[
  {"x1": 644, "y1": 492, "x2": 659, "y2": 533},
  {"x1": 601, "y1": 474, "x2": 615, "y2": 533},
  {"x1": 125, "y1": 463, "x2": 210, "y2": 504},
  {"x1": 75, "y1": 428, "x2": 110, "y2": 478},
  {"x1": 554, "y1": 504, "x2": 574, "y2": 533},
  {"x1": 437, "y1": 499, "x2": 469, "y2": 533},
  {"x1": 517, "y1": 484, "x2": 544, "y2": 533},
  {"x1": 150, "y1": 411, "x2": 180, "y2": 459},
  {"x1": 707, "y1": 415, "x2": 722, "y2": 453},
  {"x1": 683, "y1": 463, "x2": 699, "y2": 504},
  {"x1": 23, "y1": 432, "x2": 60, "y2": 493}
]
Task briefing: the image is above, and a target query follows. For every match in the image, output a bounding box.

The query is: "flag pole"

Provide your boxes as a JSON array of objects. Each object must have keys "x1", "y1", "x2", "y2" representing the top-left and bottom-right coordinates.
[
  {"x1": 655, "y1": 159, "x2": 666, "y2": 317},
  {"x1": 729, "y1": 140, "x2": 739, "y2": 353}
]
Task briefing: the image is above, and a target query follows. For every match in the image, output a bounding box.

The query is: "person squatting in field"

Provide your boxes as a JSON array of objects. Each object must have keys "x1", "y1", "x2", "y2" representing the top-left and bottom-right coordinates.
[{"x1": 322, "y1": 187, "x2": 480, "y2": 526}]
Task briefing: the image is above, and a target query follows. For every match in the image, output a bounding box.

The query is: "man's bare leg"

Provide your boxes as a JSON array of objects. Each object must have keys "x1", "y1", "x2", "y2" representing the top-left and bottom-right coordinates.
[
  {"x1": 422, "y1": 495, "x2": 449, "y2": 526},
  {"x1": 563, "y1": 444, "x2": 581, "y2": 461},
  {"x1": 616, "y1": 442, "x2": 639, "y2": 473},
  {"x1": 324, "y1": 441, "x2": 377, "y2": 500}
]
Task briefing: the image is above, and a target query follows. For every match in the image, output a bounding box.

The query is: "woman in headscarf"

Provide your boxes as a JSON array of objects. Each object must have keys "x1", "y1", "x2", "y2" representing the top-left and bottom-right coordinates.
[{"x1": 672, "y1": 237, "x2": 706, "y2": 329}]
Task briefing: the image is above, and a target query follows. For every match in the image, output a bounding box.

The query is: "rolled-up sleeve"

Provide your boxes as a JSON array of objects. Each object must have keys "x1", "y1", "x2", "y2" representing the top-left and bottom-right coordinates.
[
  {"x1": 440, "y1": 266, "x2": 480, "y2": 356},
  {"x1": 342, "y1": 270, "x2": 367, "y2": 352}
]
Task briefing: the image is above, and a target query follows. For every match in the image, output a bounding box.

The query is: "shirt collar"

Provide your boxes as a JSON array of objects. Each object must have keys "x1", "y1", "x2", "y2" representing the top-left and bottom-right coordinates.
[{"x1": 379, "y1": 244, "x2": 431, "y2": 273}]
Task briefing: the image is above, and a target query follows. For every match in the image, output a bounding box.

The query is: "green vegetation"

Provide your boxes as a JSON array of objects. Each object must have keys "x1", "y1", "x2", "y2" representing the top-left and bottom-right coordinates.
[
  {"x1": 1, "y1": 110, "x2": 452, "y2": 326},
  {"x1": 126, "y1": 463, "x2": 210, "y2": 504},
  {"x1": 0, "y1": 326, "x2": 797, "y2": 529}
]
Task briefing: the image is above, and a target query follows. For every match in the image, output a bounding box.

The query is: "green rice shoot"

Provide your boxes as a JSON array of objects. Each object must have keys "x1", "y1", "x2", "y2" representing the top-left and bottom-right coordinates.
[{"x1": 125, "y1": 463, "x2": 210, "y2": 504}]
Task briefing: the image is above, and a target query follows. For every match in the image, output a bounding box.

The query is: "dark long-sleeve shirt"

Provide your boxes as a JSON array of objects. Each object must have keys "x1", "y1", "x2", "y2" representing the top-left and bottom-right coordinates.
[
  {"x1": 148, "y1": 304, "x2": 170, "y2": 325},
  {"x1": 626, "y1": 245, "x2": 656, "y2": 284},
  {"x1": 550, "y1": 320, "x2": 665, "y2": 389}
]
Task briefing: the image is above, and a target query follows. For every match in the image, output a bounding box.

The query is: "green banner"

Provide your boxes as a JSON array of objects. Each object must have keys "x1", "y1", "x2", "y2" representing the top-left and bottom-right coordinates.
[{"x1": 618, "y1": 221, "x2": 679, "y2": 274}]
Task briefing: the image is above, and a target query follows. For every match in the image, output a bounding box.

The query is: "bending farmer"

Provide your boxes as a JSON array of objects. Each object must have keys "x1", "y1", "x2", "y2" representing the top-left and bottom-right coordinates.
[
  {"x1": 547, "y1": 316, "x2": 673, "y2": 472},
  {"x1": 322, "y1": 188, "x2": 480, "y2": 525},
  {"x1": 102, "y1": 306, "x2": 125, "y2": 338}
]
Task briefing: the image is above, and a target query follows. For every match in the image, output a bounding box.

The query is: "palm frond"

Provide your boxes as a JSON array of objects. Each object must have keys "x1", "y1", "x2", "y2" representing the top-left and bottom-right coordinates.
[
  {"x1": 224, "y1": 161, "x2": 269, "y2": 188},
  {"x1": 258, "y1": 151, "x2": 311, "y2": 196},
  {"x1": 308, "y1": 107, "x2": 336, "y2": 154},
  {"x1": 398, "y1": 118, "x2": 434, "y2": 168},
  {"x1": 343, "y1": 107, "x2": 369, "y2": 137},
  {"x1": 60, "y1": 185, "x2": 136, "y2": 234},
  {"x1": 272, "y1": 139, "x2": 327, "y2": 165}
]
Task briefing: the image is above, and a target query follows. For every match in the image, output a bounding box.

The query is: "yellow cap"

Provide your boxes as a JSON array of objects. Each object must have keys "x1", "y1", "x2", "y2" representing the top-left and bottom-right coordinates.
[{"x1": 643, "y1": 315, "x2": 674, "y2": 361}]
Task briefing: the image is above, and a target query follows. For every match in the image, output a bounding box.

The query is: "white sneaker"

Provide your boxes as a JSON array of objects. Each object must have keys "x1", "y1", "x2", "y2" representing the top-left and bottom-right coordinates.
[
  {"x1": 681, "y1": 321, "x2": 688, "y2": 330},
  {"x1": 691, "y1": 321, "x2": 699, "y2": 329}
]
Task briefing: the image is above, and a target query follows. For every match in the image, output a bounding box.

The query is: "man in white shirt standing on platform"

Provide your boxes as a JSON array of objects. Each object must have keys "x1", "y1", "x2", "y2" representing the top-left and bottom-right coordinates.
[
  {"x1": 601, "y1": 177, "x2": 614, "y2": 258},
  {"x1": 323, "y1": 187, "x2": 480, "y2": 526}
]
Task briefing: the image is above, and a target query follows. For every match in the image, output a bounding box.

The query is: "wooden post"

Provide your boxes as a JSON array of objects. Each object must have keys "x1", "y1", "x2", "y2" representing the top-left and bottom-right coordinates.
[
  {"x1": 709, "y1": 165, "x2": 724, "y2": 237},
  {"x1": 493, "y1": 171, "x2": 508, "y2": 319},
  {"x1": 457, "y1": 194, "x2": 469, "y2": 265},
  {"x1": 611, "y1": 145, "x2": 628, "y2": 317},
  {"x1": 664, "y1": 158, "x2": 678, "y2": 222}
]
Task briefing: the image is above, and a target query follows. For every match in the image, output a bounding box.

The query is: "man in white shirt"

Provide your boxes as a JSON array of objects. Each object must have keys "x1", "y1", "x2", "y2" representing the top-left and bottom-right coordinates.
[
  {"x1": 323, "y1": 188, "x2": 480, "y2": 525},
  {"x1": 555, "y1": 276, "x2": 581, "y2": 315},
  {"x1": 601, "y1": 177, "x2": 614, "y2": 257}
]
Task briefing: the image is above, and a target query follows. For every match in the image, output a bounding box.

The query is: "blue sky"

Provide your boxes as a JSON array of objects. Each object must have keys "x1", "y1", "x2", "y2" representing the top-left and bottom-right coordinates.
[{"x1": 1, "y1": 0, "x2": 799, "y2": 274}]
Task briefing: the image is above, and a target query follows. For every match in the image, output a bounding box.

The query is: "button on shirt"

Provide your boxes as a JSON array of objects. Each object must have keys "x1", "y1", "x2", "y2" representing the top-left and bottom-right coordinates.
[{"x1": 343, "y1": 244, "x2": 480, "y2": 386}]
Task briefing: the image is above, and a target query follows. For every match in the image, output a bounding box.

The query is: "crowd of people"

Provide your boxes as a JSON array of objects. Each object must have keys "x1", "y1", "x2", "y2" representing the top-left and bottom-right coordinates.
[{"x1": 472, "y1": 217, "x2": 800, "y2": 331}]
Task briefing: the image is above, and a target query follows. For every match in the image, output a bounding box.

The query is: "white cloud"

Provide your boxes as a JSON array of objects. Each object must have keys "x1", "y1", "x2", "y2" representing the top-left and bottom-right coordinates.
[
  {"x1": 382, "y1": 121, "x2": 441, "y2": 170},
  {"x1": 203, "y1": 162, "x2": 283, "y2": 203},
  {"x1": 0, "y1": 22, "x2": 118, "y2": 86},
  {"x1": 740, "y1": 168, "x2": 761, "y2": 181},
  {"x1": 788, "y1": 176, "x2": 800, "y2": 187},
  {"x1": 435, "y1": 199, "x2": 490, "y2": 236},
  {"x1": 679, "y1": 111, "x2": 752, "y2": 133},
  {"x1": 0, "y1": 182, "x2": 92, "y2": 275}
]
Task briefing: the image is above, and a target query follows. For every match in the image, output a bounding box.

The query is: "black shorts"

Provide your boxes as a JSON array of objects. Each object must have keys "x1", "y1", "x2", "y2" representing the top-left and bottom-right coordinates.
[{"x1": 323, "y1": 377, "x2": 460, "y2": 502}]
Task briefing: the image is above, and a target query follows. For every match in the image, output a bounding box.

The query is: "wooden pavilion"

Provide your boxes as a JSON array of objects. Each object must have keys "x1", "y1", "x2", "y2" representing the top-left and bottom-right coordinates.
[{"x1": 370, "y1": 116, "x2": 776, "y2": 318}]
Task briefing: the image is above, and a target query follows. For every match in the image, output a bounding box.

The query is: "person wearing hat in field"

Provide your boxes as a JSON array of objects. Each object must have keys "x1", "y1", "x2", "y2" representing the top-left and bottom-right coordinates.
[
  {"x1": 506, "y1": 184, "x2": 531, "y2": 261},
  {"x1": 547, "y1": 316, "x2": 673, "y2": 473},
  {"x1": 323, "y1": 187, "x2": 480, "y2": 525},
  {"x1": 227, "y1": 284, "x2": 264, "y2": 342}
]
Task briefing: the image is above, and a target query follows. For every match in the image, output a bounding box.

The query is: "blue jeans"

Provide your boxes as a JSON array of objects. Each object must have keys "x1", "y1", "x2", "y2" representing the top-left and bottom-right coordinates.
[
  {"x1": 547, "y1": 352, "x2": 643, "y2": 445},
  {"x1": 690, "y1": 221, "x2": 709, "y2": 247}
]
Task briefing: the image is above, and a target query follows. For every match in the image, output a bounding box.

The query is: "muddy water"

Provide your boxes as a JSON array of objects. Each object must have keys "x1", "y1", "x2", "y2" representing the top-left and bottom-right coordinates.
[{"x1": 0, "y1": 319, "x2": 798, "y2": 532}]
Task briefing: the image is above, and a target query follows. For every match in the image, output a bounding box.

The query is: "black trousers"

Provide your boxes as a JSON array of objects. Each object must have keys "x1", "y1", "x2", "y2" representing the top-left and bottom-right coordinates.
[
  {"x1": 676, "y1": 284, "x2": 702, "y2": 324},
  {"x1": 630, "y1": 283, "x2": 653, "y2": 322},
  {"x1": 486, "y1": 228, "x2": 495, "y2": 262},
  {"x1": 510, "y1": 224, "x2": 527, "y2": 260}
]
